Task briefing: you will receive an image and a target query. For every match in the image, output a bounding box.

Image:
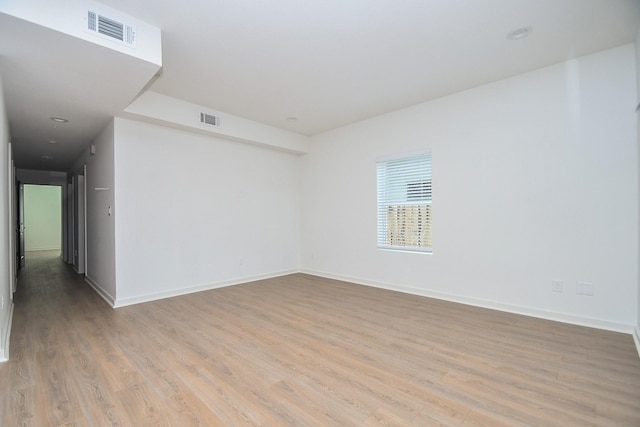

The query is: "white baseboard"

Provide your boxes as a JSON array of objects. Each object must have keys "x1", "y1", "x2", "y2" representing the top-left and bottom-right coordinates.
[
  {"x1": 301, "y1": 269, "x2": 636, "y2": 335},
  {"x1": 633, "y1": 327, "x2": 640, "y2": 359},
  {"x1": 0, "y1": 302, "x2": 15, "y2": 362},
  {"x1": 85, "y1": 275, "x2": 116, "y2": 307},
  {"x1": 113, "y1": 269, "x2": 300, "y2": 308}
]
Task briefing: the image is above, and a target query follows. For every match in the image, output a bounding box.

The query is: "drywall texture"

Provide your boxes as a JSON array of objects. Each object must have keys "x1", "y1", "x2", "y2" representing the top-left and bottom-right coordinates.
[
  {"x1": 84, "y1": 120, "x2": 116, "y2": 302},
  {"x1": 113, "y1": 118, "x2": 301, "y2": 304},
  {"x1": 123, "y1": 92, "x2": 309, "y2": 154},
  {"x1": 302, "y1": 44, "x2": 638, "y2": 328},
  {"x1": 636, "y1": 31, "x2": 640, "y2": 338},
  {"x1": 0, "y1": 73, "x2": 11, "y2": 360}
]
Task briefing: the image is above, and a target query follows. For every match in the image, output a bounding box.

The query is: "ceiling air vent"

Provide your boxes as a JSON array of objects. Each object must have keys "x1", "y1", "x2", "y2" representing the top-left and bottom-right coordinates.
[
  {"x1": 86, "y1": 10, "x2": 136, "y2": 48},
  {"x1": 200, "y1": 113, "x2": 220, "y2": 127}
]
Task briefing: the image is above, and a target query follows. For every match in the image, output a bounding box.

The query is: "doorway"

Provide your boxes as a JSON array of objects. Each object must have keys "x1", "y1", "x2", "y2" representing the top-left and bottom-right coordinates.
[{"x1": 22, "y1": 184, "x2": 63, "y2": 256}]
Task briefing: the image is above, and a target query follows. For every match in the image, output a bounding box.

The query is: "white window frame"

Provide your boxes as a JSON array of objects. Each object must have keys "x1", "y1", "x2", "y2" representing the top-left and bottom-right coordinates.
[{"x1": 376, "y1": 151, "x2": 432, "y2": 253}]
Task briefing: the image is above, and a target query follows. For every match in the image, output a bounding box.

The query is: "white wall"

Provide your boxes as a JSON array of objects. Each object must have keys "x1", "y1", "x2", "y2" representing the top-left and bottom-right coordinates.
[
  {"x1": 15, "y1": 169, "x2": 67, "y2": 186},
  {"x1": 635, "y1": 32, "x2": 640, "y2": 345},
  {"x1": 84, "y1": 121, "x2": 116, "y2": 303},
  {"x1": 0, "y1": 72, "x2": 12, "y2": 361},
  {"x1": 23, "y1": 184, "x2": 62, "y2": 251},
  {"x1": 112, "y1": 118, "x2": 301, "y2": 305},
  {"x1": 73, "y1": 175, "x2": 85, "y2": 274},
  {"x1": 124, "y1": 92, "x2": 309, "y2": 154},
  {"x1": 64, "y1": 179, "x2": 73, "y2": 264},
  {"x1": 8, "y1": 144, "x2": 15, "y2": 295},
  {"x1": 302, "y1": 44, "x2": 638, "y2": 330}
]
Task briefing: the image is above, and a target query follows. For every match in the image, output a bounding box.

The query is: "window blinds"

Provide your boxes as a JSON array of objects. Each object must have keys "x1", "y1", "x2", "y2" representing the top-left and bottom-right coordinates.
[{"x1": 377, "y1": 152, "x2": 432, "y2": 253}]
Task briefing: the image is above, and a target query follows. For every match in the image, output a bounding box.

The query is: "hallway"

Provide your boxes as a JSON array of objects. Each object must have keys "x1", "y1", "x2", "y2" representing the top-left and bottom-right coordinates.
[{"x1": 0, "y1": 251, "x2": 128, "y2": 425}]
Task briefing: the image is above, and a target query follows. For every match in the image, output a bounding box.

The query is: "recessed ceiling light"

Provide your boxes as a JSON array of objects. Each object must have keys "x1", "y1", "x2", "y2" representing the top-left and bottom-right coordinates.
[
  {"x1": 507, "y1": 26, "x2": 532, "y2": 40},
  {"x1": 50, "y1": 117, "x2": 69, "y2": 123},
  {"x1": 41, "y1": 155, "x2": 54, "y2": 160},
  {"x1": 286, "y1": 117, "x2": 298, "y2": 122}
]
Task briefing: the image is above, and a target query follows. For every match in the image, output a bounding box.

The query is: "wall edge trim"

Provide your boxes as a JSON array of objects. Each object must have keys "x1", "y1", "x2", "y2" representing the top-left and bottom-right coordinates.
[
  {"x1": 85, "y1": 275, "x2": 116, "y2": 308},
  {"x1": 300, "y1": 269, "x2": 636, "y2": 335},
  {"x1": 0, "y1": 302, "x2": 14, "y2": 362},
  {"x1": 113, "y1": 269, "x2": 299, "y2": 308}
]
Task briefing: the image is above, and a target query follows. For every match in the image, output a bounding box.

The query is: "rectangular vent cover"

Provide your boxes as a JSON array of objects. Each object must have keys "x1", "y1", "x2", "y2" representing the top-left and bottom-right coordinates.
[
  {"x1": 200, "y1": 113, "x2": 220, "y2": 127},
  {"x1": 86, "y1": 10, "x2": 136, "y2": 47}
]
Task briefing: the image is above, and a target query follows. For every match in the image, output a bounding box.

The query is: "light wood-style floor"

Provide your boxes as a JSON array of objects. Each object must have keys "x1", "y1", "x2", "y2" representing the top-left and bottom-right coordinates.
[{"x1": 2, "y1": 251, "x2": 640, "y2": 426}]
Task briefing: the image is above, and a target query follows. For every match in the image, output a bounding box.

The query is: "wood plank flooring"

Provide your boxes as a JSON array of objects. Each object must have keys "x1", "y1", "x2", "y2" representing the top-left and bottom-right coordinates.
[{"x1": 1, "y1": 250, "x2": 639, "y2": 426}]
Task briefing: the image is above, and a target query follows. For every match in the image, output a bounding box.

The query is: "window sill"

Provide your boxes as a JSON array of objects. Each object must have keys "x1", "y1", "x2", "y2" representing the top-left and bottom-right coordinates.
[{"x1": 377, "y1": 246, "x2": 432, "y2": 255}]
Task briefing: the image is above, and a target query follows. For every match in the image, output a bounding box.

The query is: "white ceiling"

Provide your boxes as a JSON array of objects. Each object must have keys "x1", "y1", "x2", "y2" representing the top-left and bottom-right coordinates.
[
  {"x1": 0, "y1": 11, "x2": 160, "y2": 171},
  {"x1": 2, "y1": 0, "x2": 640, "y2": 171}
]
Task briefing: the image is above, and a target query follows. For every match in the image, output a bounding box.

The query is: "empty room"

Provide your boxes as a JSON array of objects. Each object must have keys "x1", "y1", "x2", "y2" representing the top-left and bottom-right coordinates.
[{"x1": 0, "y1": 0, "x2": 639, "y2": 425}]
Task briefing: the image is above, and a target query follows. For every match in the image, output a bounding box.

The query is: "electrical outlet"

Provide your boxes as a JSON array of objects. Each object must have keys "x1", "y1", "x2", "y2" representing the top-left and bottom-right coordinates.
[
  {"x1": 576, "y1": 282, "x2": 594, "y2": 296},
  {"x1": 551, "y1": 280, "x2": 563, "y2": 292}
]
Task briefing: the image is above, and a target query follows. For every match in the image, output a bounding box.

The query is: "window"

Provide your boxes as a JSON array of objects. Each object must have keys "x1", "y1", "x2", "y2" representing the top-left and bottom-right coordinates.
[{"x1": 377, "y1": 152, "x2": 432, "y2": 253}]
